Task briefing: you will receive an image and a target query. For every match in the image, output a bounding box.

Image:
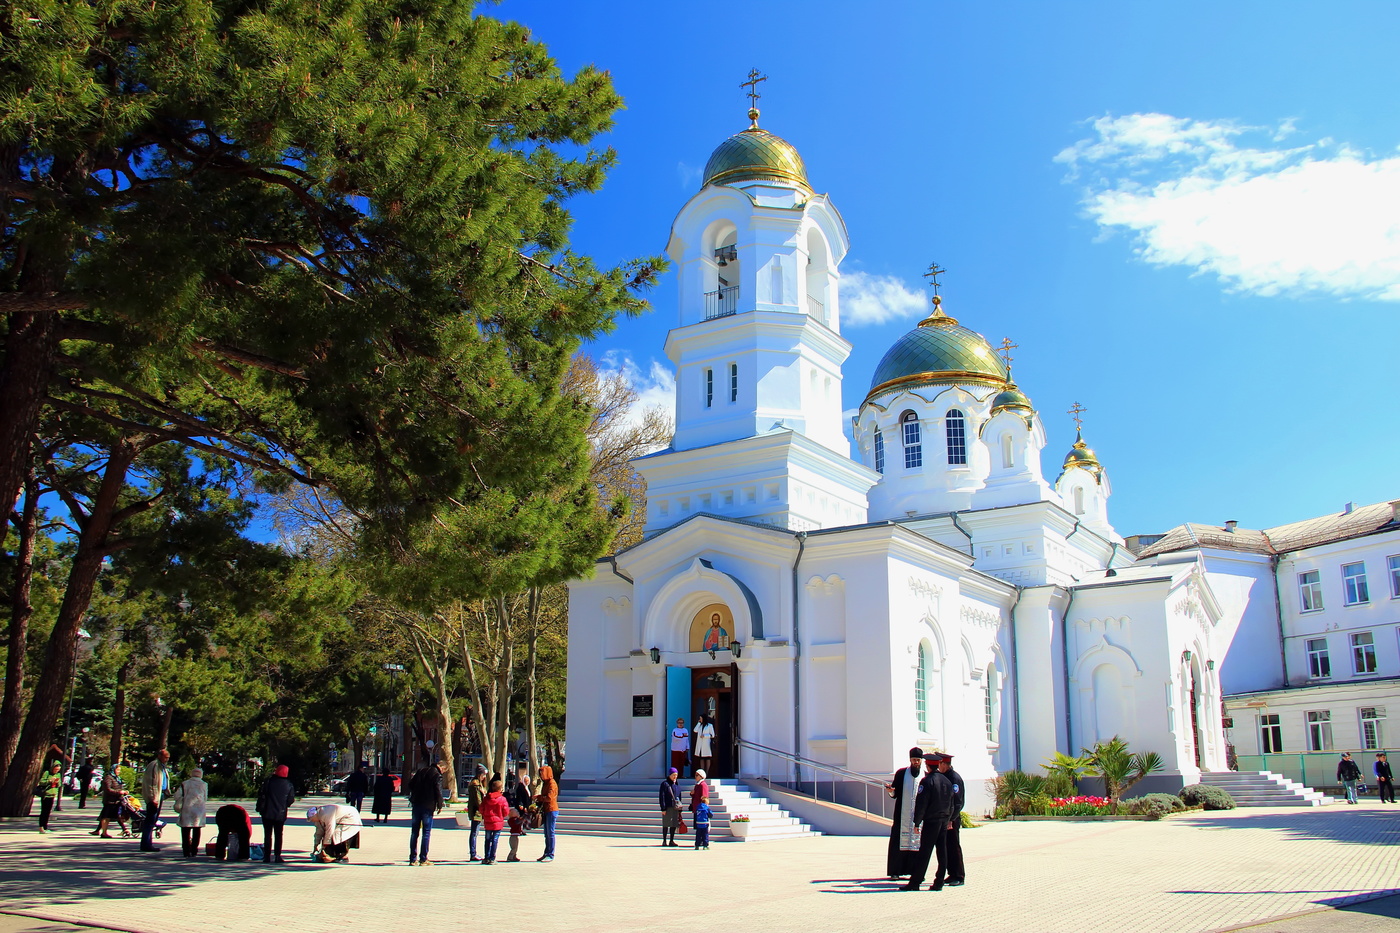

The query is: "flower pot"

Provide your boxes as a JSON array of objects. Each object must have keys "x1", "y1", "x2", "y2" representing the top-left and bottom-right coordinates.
[
  {"x1": 454, "y1": 813, "x2": 473, "y2": 829},
  {"x1": 729, "y1": 821, "x2": 750, "y2": 839}
]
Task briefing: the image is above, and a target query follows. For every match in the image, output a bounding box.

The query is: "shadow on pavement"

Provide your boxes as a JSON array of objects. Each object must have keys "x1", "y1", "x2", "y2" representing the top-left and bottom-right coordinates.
[
  {"x1": 1171, "y1": 809, "x2": 1400, "y2": 847},
  {"x1": 811, "y1": 877, "x2": 908, "y2": 894}
]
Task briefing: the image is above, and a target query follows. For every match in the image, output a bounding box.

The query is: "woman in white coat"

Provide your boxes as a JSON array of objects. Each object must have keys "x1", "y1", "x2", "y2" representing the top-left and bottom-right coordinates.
[
  {"x1": 693, "y1": 715, "x2": 716, "y2": 777},
  {"x1": 306, "y1": 804, "x2": 363, "y2": 863},
  {"x1": 172, "y1": 767, "x2": 209, "y2": 858}
]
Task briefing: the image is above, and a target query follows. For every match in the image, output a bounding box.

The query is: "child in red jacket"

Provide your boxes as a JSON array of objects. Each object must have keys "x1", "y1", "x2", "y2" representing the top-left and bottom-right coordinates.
[{"x1": 479, "y1": 780, "x2": 510, "y2": 865}]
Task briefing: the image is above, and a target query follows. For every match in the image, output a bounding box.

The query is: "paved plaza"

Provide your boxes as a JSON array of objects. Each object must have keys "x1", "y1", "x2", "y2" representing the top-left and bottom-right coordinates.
[{"x1": 1, "y1": 798, "x2": 1398, "y2": 933}]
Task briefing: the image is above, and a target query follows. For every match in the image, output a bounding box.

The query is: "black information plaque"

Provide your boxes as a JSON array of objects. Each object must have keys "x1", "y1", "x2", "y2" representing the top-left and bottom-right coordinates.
[{"x1": 632, "y1": 694, "x2": 654, "y2": 718}]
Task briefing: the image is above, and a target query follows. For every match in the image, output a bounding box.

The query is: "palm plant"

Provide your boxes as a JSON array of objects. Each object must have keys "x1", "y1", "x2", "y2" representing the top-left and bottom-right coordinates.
[
  {"x1": 1080, "y1": 736, "x2": 1164, "y2": 813},
  {"x1": 1042, "y1": 751, "x2": 1090, "y2": 792},
  {"x1": 991, "y1": 769, "x2": 1046, "y2": 816}
]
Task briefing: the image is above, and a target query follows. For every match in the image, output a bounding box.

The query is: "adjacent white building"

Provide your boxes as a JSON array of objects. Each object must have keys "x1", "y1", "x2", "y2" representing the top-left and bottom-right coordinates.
[{"x1": 565, "y1": 108, "x2": 1315, "y2": 813}]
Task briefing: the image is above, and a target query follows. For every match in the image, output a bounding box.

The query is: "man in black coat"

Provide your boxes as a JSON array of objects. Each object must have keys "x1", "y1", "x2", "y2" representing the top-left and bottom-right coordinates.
[
  {"x1": 407, "y1": 759, "x2": 446, "y2": 865},
  {"x1": 903, "y1": 754, "x2": 954, "y2": 891},
  {"x1": 933, "y1": 753, "x2": 966, "y2": 887},
  {"x1": 256, "y1": 764, "x2": 297, "y2": 863},
  {"x1": 1375, "y1": 753, "x2": 1395, "y2": 804},
  {"x1": 658, "y1": 768, "x2": 682, "y2": 847},
  {"x1": 1338, "y1": 752, "x2": 1363, "y2": 804},
  {"x1": 344, "y1": 762, "x2": 369, "y2": 811},
  {"x1": 884, "y1": 747, "x2": 927, "y2": 878}
]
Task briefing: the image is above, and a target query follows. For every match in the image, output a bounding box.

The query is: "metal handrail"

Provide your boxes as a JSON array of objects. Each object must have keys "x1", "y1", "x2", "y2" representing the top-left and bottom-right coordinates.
[
  {"x1": 605, "y1": 738, "x2": 663, "y2": 780},
  {"x1": 738, "y1": 739, "x2": 890, "y2": 822},
  {"x1": 703, "y1": 286, "x2": 738, "y2": 319}
]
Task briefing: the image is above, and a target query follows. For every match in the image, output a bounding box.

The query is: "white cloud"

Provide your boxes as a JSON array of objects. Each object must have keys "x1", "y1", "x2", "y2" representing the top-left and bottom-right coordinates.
[
  {"x1": 1058, "y1": 114, "x2": 1400, "y2": 301},
  {"x1": 597, "y1": 350, "x2": 676, "y2": 425},
  {"x1": 677, "y1": 161, "x2": 703, "y2": 190},
  {"x1": 840, "y1": 271, "x2": 929, "y2": 326}
]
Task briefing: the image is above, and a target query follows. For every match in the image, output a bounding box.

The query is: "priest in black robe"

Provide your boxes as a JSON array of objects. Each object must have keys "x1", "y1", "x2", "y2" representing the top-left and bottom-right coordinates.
[{"x1": 884, "y1": 747, "x2": 927, "y2": 878}]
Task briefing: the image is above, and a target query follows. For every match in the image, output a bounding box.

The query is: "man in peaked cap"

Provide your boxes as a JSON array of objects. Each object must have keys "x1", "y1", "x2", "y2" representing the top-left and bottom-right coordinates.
[
  {"x1": 902, "y1": 752, "x2": 954, "y2": 891},
  {"x1": 932, "y1": 752, "x2": 966, "y2": 888}
]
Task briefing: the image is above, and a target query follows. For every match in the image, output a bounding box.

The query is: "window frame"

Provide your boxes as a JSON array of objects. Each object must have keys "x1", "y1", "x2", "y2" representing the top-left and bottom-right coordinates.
[
  {"x1": 1360, "y1": 706, "x2": 1386, "y2": 750},
  {"x1": 984, "y1": 664, "x2": 1000, "y2": 744},
  {"x1": 945, "y1": 409, "x2": 967, "y2": 466},
  {"x1": 1306, "y1": 710, "x2": 1333, "y2": 751},
  {"x1": 703, "y1": 367, "x2": 714, "y2": 409},
  {"x1": 1298, "y1": 570, "x2": 1323, "y2": 613},
  {"x1": 902, "y1": 411, "x2": 922, "y2": 470},
  {"x1": 1351, "y1": 631, "x2": 1377, "y2": 674},
  {"x1": 1306, "y1": 637, "x2": 1331, "y2": 679},
  {"x1": 1260, "y1": 713, "x2": 1283, "y2": 753},
  {"x1": 873, "y1": 429, "x2": 885, "y2": 475},
  {"x1": 1343, "y1": 561, "x2": 1370, "y2": 606},
  {"x1": 728, "y1": 362, "x2": 738, "y2": 403},
  {"x1": 1388, "y1": 555, "x2": 1400, "y2": 599},
  {"x1": 915, "y1": 642, "x2": 929, "y2": 733}
]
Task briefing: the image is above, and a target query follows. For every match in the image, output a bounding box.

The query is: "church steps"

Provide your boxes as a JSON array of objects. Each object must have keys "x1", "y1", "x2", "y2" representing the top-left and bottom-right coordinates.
[
  {"x1": 556, "y1": 779, "x2": 820, "y2": 840},
  {"x1": 1198, "y1": 771, "x2": 1335, "y2": 807}
]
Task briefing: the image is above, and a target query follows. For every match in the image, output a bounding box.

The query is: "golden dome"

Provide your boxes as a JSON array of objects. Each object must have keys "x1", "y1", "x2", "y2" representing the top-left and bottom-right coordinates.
[
  {"x1": 1062, "y1": 432, "x2": 1103, "y2": 476},
  {"x1": 703, "y1": 127, "x2": 811, "y2": 190},
  {"x1": 865, "y1": 297, "x2": 1009, "y2": 401},
  {"x1": 990, "y1": 381, "x2": 1034, "y2": 415}
]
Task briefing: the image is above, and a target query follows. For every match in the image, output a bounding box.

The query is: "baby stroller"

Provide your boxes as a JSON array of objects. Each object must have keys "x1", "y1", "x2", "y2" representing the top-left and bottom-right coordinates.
[{"x1": 119, "y1": 793, "x2": 165, "y2": 839}]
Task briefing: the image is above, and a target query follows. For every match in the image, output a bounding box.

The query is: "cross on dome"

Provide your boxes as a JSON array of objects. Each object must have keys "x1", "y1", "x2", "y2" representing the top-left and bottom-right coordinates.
[
  {"x1": 740, "y1": 69, "x2": 767, "y2": 127},
  {"x1": 923, "y1": 261, "x2": 948, "y2": 296},
  {"x1": 996, "y1": 337, "x2": 1018, "y2": 372},
  {"x1": 1067, "y1": 401, "x2": 1088, "y2": 432}
]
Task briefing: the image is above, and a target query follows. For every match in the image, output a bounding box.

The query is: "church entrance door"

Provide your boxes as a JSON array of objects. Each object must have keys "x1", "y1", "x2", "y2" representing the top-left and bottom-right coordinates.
[
  {"x1": 691, "y1": 667, "x2": 735, "y2": 779},
  {"x1": 1189, "y1": 667, "x2": 1202, "y2": 769}
]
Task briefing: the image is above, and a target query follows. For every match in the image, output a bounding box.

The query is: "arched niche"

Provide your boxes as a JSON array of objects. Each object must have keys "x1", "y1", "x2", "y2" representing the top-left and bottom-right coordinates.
[{"x1": 641, "y1": 558, "x2": 764, "y2": 653}]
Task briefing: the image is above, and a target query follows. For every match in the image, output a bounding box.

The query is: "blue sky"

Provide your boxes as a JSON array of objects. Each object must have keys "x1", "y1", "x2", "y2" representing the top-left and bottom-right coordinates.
[{"x1": 496, "y1": 0, "x2": 1400, "y2": 536}]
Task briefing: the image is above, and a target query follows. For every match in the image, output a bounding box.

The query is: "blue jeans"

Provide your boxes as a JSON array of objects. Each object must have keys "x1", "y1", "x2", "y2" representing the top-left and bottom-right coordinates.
[
  {"x1": 484, "y1": 829, "x2": 501, "y2": 861},
  {"x1": 141, "y1": 800, "x2": 161, "y2": 850},
  {"x1": 469, "y1": 819, "x2": 481, "y2": 859},
  {"x1": 542, "y1": 809, "x2": 557, "y2": 857},
  {"x1": 694, "y1": 823, "x2": 709, "y2": 848},
  {"x1": 409, "y1": 808, "x2": 434, "y2": 860},
  {"x1": 1343, "y1": 780, "x2": 1359, "y2": 803}
]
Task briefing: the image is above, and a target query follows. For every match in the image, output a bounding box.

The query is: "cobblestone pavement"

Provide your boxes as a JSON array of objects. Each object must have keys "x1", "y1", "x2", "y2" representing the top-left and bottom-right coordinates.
[{"x1": 2, "y1": 797, "x2": 1398, "y2": 933}]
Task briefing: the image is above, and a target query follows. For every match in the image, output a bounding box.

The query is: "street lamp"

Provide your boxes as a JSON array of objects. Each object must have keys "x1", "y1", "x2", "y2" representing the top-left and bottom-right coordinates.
[
  {"x1": 649, "y1": 647, "x2": 661, "y2": 665},
  {"x1": 57, "y1": 628, "x2": 93, "y2": 811},
  {"x1": 382, "y1": 663, "x2": 405, "y2": 772}
]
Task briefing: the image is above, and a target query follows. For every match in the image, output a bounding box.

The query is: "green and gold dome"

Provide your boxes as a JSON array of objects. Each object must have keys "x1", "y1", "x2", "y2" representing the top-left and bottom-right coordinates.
[
  {"x1": 990, "y1": 381, "x2": 1034, "y2": 415},
  {"x1": 865, "y1": 298, "x2": 1009, "y2": 401},
  {"x1": 1062, "y1": 432, "x2": 1103, "y2": 479},
  {"x1": 703, "y1": 126, "x2": 811, "y2": 191}
]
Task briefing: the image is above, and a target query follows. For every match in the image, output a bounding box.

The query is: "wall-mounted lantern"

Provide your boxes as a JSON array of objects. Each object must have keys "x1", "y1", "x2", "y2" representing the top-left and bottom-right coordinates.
[{"x1": 649, "y1": 647, "x2": 661, "y2": 665}]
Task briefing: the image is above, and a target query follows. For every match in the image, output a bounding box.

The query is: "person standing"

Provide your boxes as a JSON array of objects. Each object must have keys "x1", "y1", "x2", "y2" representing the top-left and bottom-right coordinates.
[
  {"x1": 658, "y1": 767, "x2": 682, "y2": 847},
  {"x1": 670, "y1": 719, "x2": 691, "y2": 777},
  {"x1": 76, "y1": 758, "x2": 96, "y2": 809},
  {"x1": 344, "y1": 762, "x2": 369, "y2": 811},
  {"x1": 406, "y1": 759, "x2": 445, "y2": 866},
  {"x1": 902, "y1": 754, "x2": 954, "y2": 892},
  {"x1": 932, "y1": 753, "x2": 966, "y2": 888},
  {"x1": 139, "y1": 749, "x2": 171, "y2": 851},
  {"x1": 172, "y1": 767, "x2": 208, "y2": 858},
  {"x1": 91, "y1": 762, "x2": 122, "y2": 838},
  {"x1": 256, "y1": 764, "x2": 296, "y2": 863},
  {"x1": 507, "y1": 760, "x2": 533, "y2": 861},
  {"x1": 1338, "y1": 752, "x2": 1363, "y2": 804},
  {"x1": 1376, "y1": 753, "x2": 1395, "y2": 804},
  {"x1": 883, "y1": 747, "x2": 927, "y2": 879},
  {"x1": 689, "y1": 769, "x2": 710, "y2": 822},
  {"x1": 371, "y1": 767, "x2": 396, "y2": 823},
  {"x1": 37, "y1": 760, "x2": 62, "y2": 832},
  {"x1": 693, "y1": 715, "x2": 715, "y2": 776},
  {"x1": 466, "y1": 764, "x2": 488, "y2": 861},
  {"x1": 478, "y1": 779, "x2": 509, "y2": 865},
  {"x1": 535, "y1": 764, "x2": 559, "y2": 862}
]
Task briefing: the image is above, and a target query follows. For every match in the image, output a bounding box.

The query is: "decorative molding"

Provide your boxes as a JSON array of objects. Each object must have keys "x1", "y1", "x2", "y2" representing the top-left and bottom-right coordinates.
[
  {"x1": 959, "y1": 604, "x2": 1001, "y2": 630},
  {"x1": 909, "y1": 576, "x2": 943, "y2": 601}
]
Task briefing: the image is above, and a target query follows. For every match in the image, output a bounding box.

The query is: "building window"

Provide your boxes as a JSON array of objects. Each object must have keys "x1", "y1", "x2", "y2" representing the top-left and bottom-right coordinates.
[
  {"x1": 985, "y1": 664, "x2": 1000, "y2": 743},
  {"x1": 902, "y1": 412, "x2": 922, "y2": 469},
  {"x1": 704, "y1": 368, "x2": 714, "y2": 408},
  {"x1": 874, "y1": 430, "x2": 885, "y2": 474},
  {"x1": 728, "y1": 363, "x2": 738, "y2": 403},
  {"x1": 1073, "y1": 486, "x2": 1085, "y2": 516},
  {"x1": 1389, "y1": 555, "x2": 1400, "y2": 599},
  {"x1": 1001, "y1": 433, "x2": 1014, "y2": 469},
  {"x1": 1298, "y1": 570, "x2": 1323, "y2": 612},
  {"x1": 1260, "y1": 713, "x2": 1283, "y2": 753},
  {"x1": 1361, "y1": 707, "x2": 1386, "y2": 750},
  {"x1": 1306, "y1": 710, "x2": 1333, "y2": 751},
  {"x1": 915, "y1": 642, "x2": 929, "y2": 733},
  {"x1": 1351, "y1": 631, "x2": 1377, "y2": 674},
  {"x1": 1343, "y1": 561, "x2": 1369, "y2": 605},
  {"x1": 1306, "y1": 638, "x2": 1331, "y2": 678},
  {"x1": 945, "y1": 409, "x2": 967, "y2": 465}
]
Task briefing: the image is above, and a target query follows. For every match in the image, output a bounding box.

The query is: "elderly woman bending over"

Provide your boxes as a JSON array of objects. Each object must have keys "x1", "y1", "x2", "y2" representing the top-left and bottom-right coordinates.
[{"x1": 306, "y1": 804, "x2": 363, "y2": 863}]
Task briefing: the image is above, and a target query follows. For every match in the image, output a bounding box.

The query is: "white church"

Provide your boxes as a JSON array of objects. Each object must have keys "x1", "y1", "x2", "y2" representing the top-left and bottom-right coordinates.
[{"x1": 565, "y1": 104, "x2": 1252, "y2": 815}]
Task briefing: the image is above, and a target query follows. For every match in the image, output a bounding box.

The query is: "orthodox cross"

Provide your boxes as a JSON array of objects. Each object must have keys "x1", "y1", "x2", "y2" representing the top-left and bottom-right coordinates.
[
  {"x1": 996, "y1": 337, "x2": 1018, "y2": 370},
  {"x1": 741, "y1": 69, "x2": 768, "y2": 124},
  {"x1": 1067, "y1": 401, "x2": 1088, "y2": 432},
  {"x1": 923, "y1": 262, "x2": 948, "y2": 297}
]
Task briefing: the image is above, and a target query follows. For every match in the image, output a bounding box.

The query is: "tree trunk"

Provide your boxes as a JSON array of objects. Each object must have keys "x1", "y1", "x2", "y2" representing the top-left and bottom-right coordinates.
[
  {"x1": 433, "y1": 677, "x2": 458, "y2": 802},
  {"x1": 155, "y1": 703, "x2": 175, "y2": 751},
  {"x1": 110, "y1": 659, "x2": 131, "y2": 768},
  {"x1": 0, "y1": 470, "x2": 39, "y2": 782},
  {"x1": 492, "y1": 597, "x2": 514, "y2": 778},
  {"x1": 458, "y1": 622, "x2": 497, "y2": 778},
  {"x1": 0, "y1": 311, "x2": 59, "y2": 519},
  {"x1": 0, "y1": 441, "x2": 136, "y2": 816},
  {"x1": 524, "y1": 587, "x2": 541, "y2": 776}
]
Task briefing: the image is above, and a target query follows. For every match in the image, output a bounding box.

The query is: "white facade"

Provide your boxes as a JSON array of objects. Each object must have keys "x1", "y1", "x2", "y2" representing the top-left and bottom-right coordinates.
[{"x1": 567, "y1": 116, "x2": 1250, "y2": 816}]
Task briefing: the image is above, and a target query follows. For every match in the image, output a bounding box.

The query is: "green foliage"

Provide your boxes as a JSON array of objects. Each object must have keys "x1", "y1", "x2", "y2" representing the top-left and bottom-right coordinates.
[
  {"x1": 1079, "y1": 736, "x2": 1164, "y2": 809},
  {"x1": 1123, "y1": 793, "x2": 1185, "y2": 820},
  {"x1": 1042, "y1": 751, "x2": 1090, "y2": 789},
  {"x1": 989, "y1": 770, "x2": 1047, "y2": 816},
  {"x1": 1179, "y1": 784, "x2": 1237, "y2": 810},
  {"x1": 960, "y1": 810, "x2": 979, "y2": 829},
  {"x1": 1043, "y1": 771, "x2": 1077, "y2": 799}
]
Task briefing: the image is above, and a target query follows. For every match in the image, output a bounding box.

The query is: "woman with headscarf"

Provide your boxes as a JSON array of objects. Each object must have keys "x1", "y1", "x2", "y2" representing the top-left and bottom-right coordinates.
[
  {"x1": 172, "y1": 767, "x2": 208, "y2": 858},
  {"x1": 256, "y1": 764, "x2": 296, "y2": 862},
  {"x1": 371, "y1": 767, "x2": 396, "y2": 823},
  {"x1": 466, "y1": 764, "x2": 488, "y2": 861},
  {"x1": 306, "y1": 803, "x2": 363, "y2": 863},
  {"x1": 534, "y1": 764, "x2": 559, "y2": 861},
  {"x1": 37, "y1": 760, "x2": 62, "y2": 832}
]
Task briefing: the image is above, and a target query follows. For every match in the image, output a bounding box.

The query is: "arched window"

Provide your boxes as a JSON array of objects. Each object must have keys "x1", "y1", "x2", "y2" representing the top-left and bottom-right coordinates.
[
  {"x1": 946, "y1": 409, "x2": 967, "y2": 465},
  {"x1": 1073, "y1": 486, "x2": 1085, "y2": 515},
  {"x1": 902, "y1": 411, "x2": 922, "y2": 469},
  {"x1": 915, "y1": 642, "x2": 929, "y2": 733},
  {"x1": 874, "y1": 429, "x2": 885, "y2": 474},
  {"x1": 1001, "y1": 433, "x2": 1014, "y2": 469},
  {"x1": 985, "y1": 663, "x2": 1000, "y2": 743},
  {"x1": 729, "y1": 363, "x2": 738, "y2": 403},
  {"x1": 704, "y1": 368, "x2": 714, "y2": 408}
]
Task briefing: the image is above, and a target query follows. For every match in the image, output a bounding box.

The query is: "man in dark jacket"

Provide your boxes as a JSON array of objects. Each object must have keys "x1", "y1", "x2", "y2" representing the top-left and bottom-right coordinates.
[
  {"x1": 1376, "y1": 753, "x2": 1394, "y2": 804},
  {"x1": 345, "y1": 762, "x2": 369, "y2": 810},
  {"x1": 902, "y1": 755, "x2": 954, "y2": 891},
  {"x1": 658, "y1": 768, "x2": 682, "y2": 847},
  {"x1": 406, "y1": 760, "x2": 446, "y2": 865},
  {"x1": 76, "y1": 758, "x2": 95, "y2": 809},
  {"x1": 933, "y1": 753, "x2": 966, "y2": 887},
  {"x1": 256, "y1": 764, "x2": 297, "y2": 863},
  {"x1": 1338, "y1": 752, "x2": 1363, "y2": 804}
]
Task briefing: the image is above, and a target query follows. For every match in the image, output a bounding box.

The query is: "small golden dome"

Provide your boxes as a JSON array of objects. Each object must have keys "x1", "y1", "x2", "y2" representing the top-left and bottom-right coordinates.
[
  {"x1": 991, "y1": 380, "x2": 1034, "y2": 415},
  {"x1": 702, "y1": 127, "x2": 811, "y2": 191},
  {"x1": 1062, "y1": 432, "x2": 1103, "y2": 475}
]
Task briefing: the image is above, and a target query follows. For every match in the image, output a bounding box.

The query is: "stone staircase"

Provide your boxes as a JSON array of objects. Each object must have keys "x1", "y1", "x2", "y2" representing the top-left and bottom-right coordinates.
[
  {"x1": 557, "y1": 779, "x2": 820, "y2": 841},
  {"x1": 1199, "y1": 770, "x2": 1334, "y2": 807}
]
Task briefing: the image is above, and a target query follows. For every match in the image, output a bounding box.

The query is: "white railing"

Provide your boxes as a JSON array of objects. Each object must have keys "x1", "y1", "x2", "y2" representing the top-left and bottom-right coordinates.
[
  {"x1": 807, "y1": 295, "x2": 826, "y2": 324},
  {"x1": 738, "y1": 738, "x2": 892, "y2": 822},
  {"x1": 704, "y1": 286, "x2": 739, "y2": 319}
]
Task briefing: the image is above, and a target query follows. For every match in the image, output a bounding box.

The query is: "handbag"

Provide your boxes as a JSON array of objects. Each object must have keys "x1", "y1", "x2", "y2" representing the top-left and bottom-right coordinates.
[
  {"x1": 677, "y1": 814, "x2": 688, "y2": 834},
  {"x1": 528, "y1": 808, "x2": 543, "y2": 829}
]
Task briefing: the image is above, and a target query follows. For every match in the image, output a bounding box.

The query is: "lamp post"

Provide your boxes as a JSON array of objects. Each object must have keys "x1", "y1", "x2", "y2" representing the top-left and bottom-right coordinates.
[
  {"x1": 57, "y1": 627, "x2": 93, "y2": 811},
  {"x1": 382, "y1": 663, "x2": 405, "y2": 774}
]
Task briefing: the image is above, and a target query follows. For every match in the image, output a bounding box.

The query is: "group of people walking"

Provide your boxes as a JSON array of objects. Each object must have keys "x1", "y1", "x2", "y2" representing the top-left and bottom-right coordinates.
[
  {"x1": 1337, "y1": 751, "x2": 1395, "y2": 804},
  {"x1": 885, "y1": 747, "x2": 966, "y2": 892}
]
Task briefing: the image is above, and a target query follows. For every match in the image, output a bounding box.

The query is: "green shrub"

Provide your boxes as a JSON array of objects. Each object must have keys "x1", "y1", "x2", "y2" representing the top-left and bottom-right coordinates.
[
  {"x1": 989, "y1": 770, "x2": 1047, "y2": 815},
  {"x1": 960, "y1": 810, "x2": 979, "y2": 829},
  {"x1": 1179, "y1": 784, "x2": 1236, "y2": 810},
  {"x1": 1043, "y1": 772, "x2": 1077, "y2": 798},
  {"x1": 1026, "y1": 793, "x2": 1054, "y2": 816},
  {"x1": 1123, "y1": 793, "x2": 1183, "y2": 820},
  {"x1": 205, "y1": 772, "x2": 256, "y2": 799}
]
